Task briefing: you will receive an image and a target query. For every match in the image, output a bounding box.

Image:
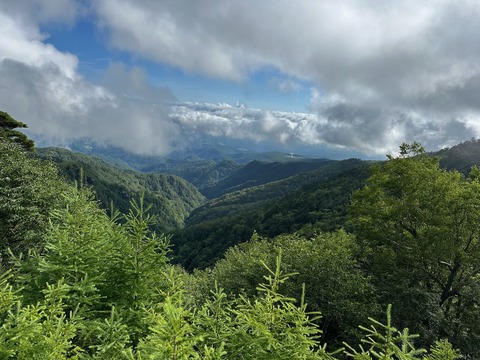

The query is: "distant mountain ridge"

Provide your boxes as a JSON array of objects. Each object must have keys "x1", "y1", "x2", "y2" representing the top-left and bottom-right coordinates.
[
  {"x1": 201, "y1": 158, "x2": 333, "y2": 199},
  {"x1": 434, "y1": 138, "x2": 480, "y2": 174},
  {"x1": 65, "y1": 139, "x2": 331, "y2": 196},
  {"x1": 68, "y1": 139, "x2": 314, "y2": 167}
]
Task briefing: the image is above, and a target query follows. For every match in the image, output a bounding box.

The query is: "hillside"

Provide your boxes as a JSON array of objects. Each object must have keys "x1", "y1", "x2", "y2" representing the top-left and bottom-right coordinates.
[
  {"x1": 36, "y1": 147, "x2": 206, "y2": 232},
  {"x1": 172, "y1": 159, "x2": 370, "y2": 269},
  {"x1": 435, "y1": 138, "x2": 480, "y2": 174},
  {"x1": 186, "y1": 158, "x2": 367, "y2": 226},
  {"x1": 200, "y1": 158, "x2": 333, "y2": 199},
  {"x1": 142, "y1": 159, "x2": 242, "y2": 190}
]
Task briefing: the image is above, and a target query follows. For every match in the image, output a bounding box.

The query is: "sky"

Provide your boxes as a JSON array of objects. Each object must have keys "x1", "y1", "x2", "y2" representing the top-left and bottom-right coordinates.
[{"x1": 1, "y1": 0, "x2": 480, "y2": 159}]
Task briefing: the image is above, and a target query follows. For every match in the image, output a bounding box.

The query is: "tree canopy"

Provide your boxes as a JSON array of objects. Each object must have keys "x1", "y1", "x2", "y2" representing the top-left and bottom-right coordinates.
[
  {"x1": 0, "y1": 141, "x2": 67, "y2": 264},
  {"x1": 0, "y1": 111, "x2": 34, "y2": 151},
  {"x1": 0, "y1": 138, "x2": 463, "y2": 359},
  {"x1": 350, "y1": 143, "x2": 480, "y2": 355}
]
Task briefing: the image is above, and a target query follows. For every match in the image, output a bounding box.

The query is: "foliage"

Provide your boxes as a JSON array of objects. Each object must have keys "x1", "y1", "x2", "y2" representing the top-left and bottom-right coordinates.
[
  {"x1": 342, "y1": 306, "x2": 461, "y2": 360},
  {"x1": 0, "y1": 140, "x2": 68, "y2": 264},
  {"x1": 344, "y1": 304, "x2": 425, "y2": 359},
  {"x1": 10, "y1": 185, "x2": 173, "y2": 354},
  {"x1": 137, "y1": 271, "x2": 202, "y2": 359},
  {"x1": 0, "y1": 274, "x2": 81, "y2": 359},
  {"x1": 0, "y1": 111, "x2": 34, "y2": 151},
  {"x1": 219, "y1": 253, "x2": 327, "y2": 359},
  {"x1": 425, "y1": 340, "x2": 461, "y2": 360},
  {"x1": 173, "y1": 161, "x2": 370, "y2": 269},
  {"x1": 190, "y1": 231, "x2": 378, "y2": 348},
  {"x1": 36, "y1": 147, "x2": 205, "y2": 232},
  {"x1": 350, "y1": 143, "x2": 480, "y2": 357}
]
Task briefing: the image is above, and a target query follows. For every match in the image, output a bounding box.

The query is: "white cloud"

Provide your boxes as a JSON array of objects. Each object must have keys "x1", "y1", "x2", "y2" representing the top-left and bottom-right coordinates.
[
  {"x1": 2, "y1": 1, "x2": 480, "y2": 157},
  {"x1": 0, "y1": 3, "x2": 178, "y2": 155},
  {"x1": 0, "y1": 11, "x2": 78, "y2": 78},
  {"x1": 1, "y1": 0, "x2": 83, "y2": 25},
  {"x1": 91, "y1": 0, "x2": 480, "y2": 155},
  {"x1": 0, "y1": 58, "x2": 180, "y2": 155},
  {"x1": 170, "y1": 102, "x2": 330, "y2": 150}
]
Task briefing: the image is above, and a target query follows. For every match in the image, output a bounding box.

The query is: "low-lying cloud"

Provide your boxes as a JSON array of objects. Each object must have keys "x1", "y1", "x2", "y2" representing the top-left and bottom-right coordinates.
[
  {"x1": 170, "y1": 102, "x2": 319, "y2": 148},
  {"x1": 0, "y1": 58, "x2": 179, "y2": 155}
]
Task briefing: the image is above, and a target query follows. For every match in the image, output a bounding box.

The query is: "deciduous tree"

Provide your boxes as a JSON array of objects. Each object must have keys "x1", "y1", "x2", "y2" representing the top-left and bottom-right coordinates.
[{"x1": 350, "y1": 143, "x2": 480, "y2": 355}]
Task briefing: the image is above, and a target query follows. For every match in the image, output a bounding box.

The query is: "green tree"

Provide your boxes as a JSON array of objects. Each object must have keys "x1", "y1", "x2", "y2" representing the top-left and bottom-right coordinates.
[
  {"x1": 0, "y1": 141, "x2": 67, "y2": 265},
  {"x1": 190, "y1": 231, "x2": 378, "y2": 347},
  {"x1": 12, "y1": 188, "x2": 174, "y2": 354},
  {"x1": 349, "y1": 143, "x2": 480, "y2": 355},
  {"x1": 0, "y1": 273, "x2": 81, "y2": 359},
  {"x1": 0, "y1": 111, "x2": 34, "y2": 151},
  {"x1": 344, "y1": 305, "x2": 460, "y2": 360}
]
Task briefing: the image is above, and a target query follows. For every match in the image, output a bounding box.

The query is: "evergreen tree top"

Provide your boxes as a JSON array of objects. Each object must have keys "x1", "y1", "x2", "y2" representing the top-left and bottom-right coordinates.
[
  {"x1": 0, "y1": 111, "x2": 34, "y2": 151},
  {"x1": 0, "y1": 111, "x2": 27, "y2": 129}
]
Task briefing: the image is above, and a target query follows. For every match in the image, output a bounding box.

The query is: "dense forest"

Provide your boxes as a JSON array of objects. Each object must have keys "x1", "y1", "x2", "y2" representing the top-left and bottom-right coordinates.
[
  {"x1": 1, "y1": 112, "x2": 477, "y2": 358},
  {"x1": 36, "y1": 147, "x2": 205, "y2": 232}
]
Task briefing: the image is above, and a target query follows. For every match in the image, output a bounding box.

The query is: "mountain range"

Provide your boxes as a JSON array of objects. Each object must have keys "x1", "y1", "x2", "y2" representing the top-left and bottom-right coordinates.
[{"x1": 37, "y1": 138, "x2": 480, "y2": 269}]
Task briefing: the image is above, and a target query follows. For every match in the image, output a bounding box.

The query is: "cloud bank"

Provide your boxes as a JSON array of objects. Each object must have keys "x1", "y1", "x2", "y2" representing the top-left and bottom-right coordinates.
[
  {"x1": 93, "y1": 0, "x2": 480, "y2": 153},
  {"x1": 0, "y1": 2, "x2": 178, "y2": 155},
  {"x1": 1, "y1": 1, "x2": 480, "y2": 157},
  {"x1": 170, "y1": 102, "x2": 319, "y2": 148}
]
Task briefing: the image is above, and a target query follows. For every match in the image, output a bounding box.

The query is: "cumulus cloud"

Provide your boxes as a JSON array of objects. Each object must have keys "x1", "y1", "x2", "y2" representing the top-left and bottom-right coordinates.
[
  {"x1": 2, "y1": 1, "x2": 480, "y2": 157},
  {"x1": 170, "y1": 102, "x2": 325, "y2": 150},
  {"x1": 91, "y1": 0, "x2": 480, "y2": 155},
  {"x1": 0, "y1": 3, "x2": 178, "y2": 155},
  {"x1": 0, "y1": 58, "x2": 180, "y2": 154},
  {"x1": 0, "y1": 10, "x2": 78, "y2": 78}
]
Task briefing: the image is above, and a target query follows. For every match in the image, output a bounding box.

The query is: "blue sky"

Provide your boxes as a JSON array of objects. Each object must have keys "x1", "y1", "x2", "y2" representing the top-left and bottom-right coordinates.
[
  {"x1": 1, "y1": 1, "x2": 480, "y2": 158},
  {"x1": 43, "y1": 17, "x2": 313, "y2": 113}
]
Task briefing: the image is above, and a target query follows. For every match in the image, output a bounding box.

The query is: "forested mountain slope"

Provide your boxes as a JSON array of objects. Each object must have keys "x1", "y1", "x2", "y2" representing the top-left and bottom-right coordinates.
[
  {"x1": 187, "y1": 158, "x2": 366, "y2": 225},
  {"x1": 36, "y1": 147, "x2": 205, "y2": 232},
  {"x1": 436, "y1": 138, "x2": 480, "y2": 174},
  {"x1": 200, "y1": 158, "x2": 333, "y2": 199},
  {"x1": 172, "y1": 160, "x2": 371, "y2": 269},
  {"x1": 142, "y1": 159, "x2": 242, "y2": 191}
]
